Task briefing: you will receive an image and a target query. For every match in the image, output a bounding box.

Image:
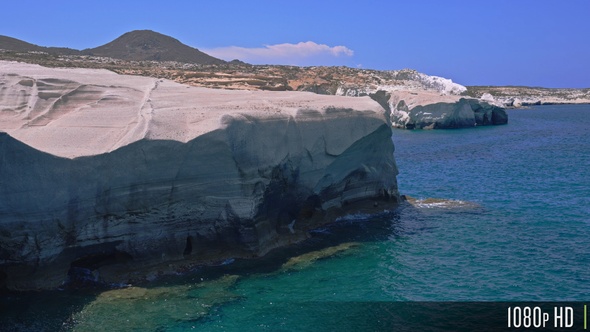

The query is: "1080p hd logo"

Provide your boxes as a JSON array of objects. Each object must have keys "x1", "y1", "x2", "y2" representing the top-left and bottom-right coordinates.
[{"x1": 507, "y1": 306, "x2": 584, "y2": 329}]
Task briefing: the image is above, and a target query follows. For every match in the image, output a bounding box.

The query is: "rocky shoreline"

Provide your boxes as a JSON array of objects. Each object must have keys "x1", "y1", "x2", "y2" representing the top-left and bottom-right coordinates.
[
  {"x1": 0, "y1": 62, "x2": 399, "y2": 291},
  {"x1": 2, "y1": 32, "x2": 582, "y2": 290},
  {"x1": 465, "y1": 86, "x2": 590, "y2": 107}
]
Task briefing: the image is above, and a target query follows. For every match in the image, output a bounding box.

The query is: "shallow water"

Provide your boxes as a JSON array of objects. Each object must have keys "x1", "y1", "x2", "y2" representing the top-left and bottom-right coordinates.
[{"x1": 1, "y1": 105, "x2": 589, "y2": 331}]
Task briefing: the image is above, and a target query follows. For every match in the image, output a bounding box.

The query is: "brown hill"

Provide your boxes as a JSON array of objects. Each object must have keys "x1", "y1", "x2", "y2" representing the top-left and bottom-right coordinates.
[
  {"x1": 0, "y1": 35, "x2": 80, "y2": 55},
  {"x1": 83, "y1": 30, "x2": 225, "y2": 64}
]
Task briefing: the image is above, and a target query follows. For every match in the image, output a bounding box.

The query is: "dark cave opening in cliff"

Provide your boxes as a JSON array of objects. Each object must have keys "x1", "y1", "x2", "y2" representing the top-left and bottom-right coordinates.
[
  {"x1": 183, "y1": 236, "x2": 193, "y2": 256},
  {"x1": 64, "y1": 250, "x2": 133, "y2": 288},
  {"x1": 0, "y1": 270, "x2": 7, "y2": 291},
  {"x1": 70, "y1": 250, "x2": 133, "y2": 270}
]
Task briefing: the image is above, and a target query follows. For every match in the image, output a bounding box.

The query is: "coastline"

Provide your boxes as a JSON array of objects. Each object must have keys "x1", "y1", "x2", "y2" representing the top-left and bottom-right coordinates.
[{"x1": 0, "y1": 62, "x2": 400, "y2": 291}]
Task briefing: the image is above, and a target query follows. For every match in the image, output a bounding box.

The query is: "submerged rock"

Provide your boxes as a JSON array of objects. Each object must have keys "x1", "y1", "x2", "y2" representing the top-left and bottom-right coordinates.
[
  {"x1": 402, "y1": 196, "x2": 481, "y2": 209},
  {"x1": 71, "y1": 275, "x2": 240, "y2": 331},
  {"x1": 0, "y1": 61, "x2": 400, "y2": 291},
  {"x1": 280, "y1": 242, "x2": 360, "y2": 271}
]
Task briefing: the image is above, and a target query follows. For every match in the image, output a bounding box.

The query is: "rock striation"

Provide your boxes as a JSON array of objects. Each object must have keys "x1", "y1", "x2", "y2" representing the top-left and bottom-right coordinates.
[{"x1": 0, "y1": 61, "x2": 399, "y2": 290}]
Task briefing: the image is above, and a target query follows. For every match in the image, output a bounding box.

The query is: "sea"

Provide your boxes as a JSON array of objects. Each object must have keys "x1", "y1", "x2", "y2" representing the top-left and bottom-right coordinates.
[{"x1": 1, "y1": 104, "x2": 589, "y2": 331}]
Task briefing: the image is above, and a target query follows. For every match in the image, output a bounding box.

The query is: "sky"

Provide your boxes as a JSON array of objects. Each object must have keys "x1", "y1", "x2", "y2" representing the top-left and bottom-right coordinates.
[{"x1": 1, "y1": 1, "x2": 589, "y2": 88}]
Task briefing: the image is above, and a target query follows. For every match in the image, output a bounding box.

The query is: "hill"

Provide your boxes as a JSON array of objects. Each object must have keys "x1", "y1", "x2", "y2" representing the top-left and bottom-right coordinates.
[
  {"x1": 0, "y1": 30, "x2": 224, "y2": 65},
  {"x1": 82, "y1": 30, "x2": 225, "y2": 64},
  {"x1": 0, "y1": 35, "x2": 79, "y2": 55}
]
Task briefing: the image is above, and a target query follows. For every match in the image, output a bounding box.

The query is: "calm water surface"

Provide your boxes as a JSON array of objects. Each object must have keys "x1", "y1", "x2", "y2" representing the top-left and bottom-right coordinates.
[{"x1": 1, "y1": 105, "x2": 589, "y2": 331}]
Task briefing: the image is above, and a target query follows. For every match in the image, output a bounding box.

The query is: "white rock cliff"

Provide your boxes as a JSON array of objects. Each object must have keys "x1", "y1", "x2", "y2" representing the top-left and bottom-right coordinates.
[
  {"x1": 0, "y1": 61, "x2": 399, "y2": 290},
  {"x1": 334, "y1": 70, "x2": 508, "y2": 129}
]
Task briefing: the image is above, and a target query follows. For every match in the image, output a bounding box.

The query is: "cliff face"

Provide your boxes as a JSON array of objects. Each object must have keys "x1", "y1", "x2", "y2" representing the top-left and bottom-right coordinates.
[
  {"x1": 0, "y1": 62, "x2": 399, "y2": 290},
  {"x1": 338, "y1": 87, "x2": 507, "y2": 129},
  {"x1": 387, "y1": 91, "x2": 507, "y2": 129}
]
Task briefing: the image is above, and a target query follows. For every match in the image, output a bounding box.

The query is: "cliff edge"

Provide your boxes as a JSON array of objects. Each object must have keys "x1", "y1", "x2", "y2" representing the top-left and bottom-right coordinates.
[{"x1": 0, "y1": 61, "x2": 399, "y2": 290}]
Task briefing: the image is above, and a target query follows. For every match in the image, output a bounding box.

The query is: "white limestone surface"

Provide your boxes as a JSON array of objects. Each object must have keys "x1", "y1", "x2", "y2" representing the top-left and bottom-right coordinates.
[{"x1": 0, "y1": 61, "x2": 386, "y2": 158}]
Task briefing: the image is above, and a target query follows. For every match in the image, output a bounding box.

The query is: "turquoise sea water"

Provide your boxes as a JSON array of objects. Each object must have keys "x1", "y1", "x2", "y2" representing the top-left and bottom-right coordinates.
[{"x1": 1, "y1": 105, "x2": 589, "y2": 331}]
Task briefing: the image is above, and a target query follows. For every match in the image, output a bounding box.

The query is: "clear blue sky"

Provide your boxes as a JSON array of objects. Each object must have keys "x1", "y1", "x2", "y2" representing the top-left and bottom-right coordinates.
[{"x1": 2, "y1": 0, "x2": 589, "y2": 88}]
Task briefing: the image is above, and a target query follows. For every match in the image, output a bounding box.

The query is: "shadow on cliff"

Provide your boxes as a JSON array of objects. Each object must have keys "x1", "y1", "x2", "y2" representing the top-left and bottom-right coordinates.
[
  {"x1": 1, "y1": 111, "x2": 398, "y2": 292},
  {"x1": 157, "y1": 208, "x2": 407, "y2": 285},
  {"x1": 191, "y1": 194, "x2": 483, "y2": 279},
  {"x1": 0, "y1": 205, "x2": 406, "y2": 331},
  {"x1": 0, "y1": 196, "x2": 484, "y2": 330}
]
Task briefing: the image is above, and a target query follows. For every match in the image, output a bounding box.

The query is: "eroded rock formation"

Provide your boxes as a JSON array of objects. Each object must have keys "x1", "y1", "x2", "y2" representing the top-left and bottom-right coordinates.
[
  {"x1": 0, "y1": 61, "x2": 399, "y2": 290},
  {"x1": 387, "y1": 91, "x2": 508, "y2": 129},
  {"x1": 336, "y1": 77, "x2": 507, "y2": 129}
]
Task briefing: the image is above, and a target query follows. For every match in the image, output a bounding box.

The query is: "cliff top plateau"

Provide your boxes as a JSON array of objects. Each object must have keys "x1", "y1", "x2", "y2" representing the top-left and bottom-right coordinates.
[{"x1": 0, "y1": 61, "x2": 384, "y2": 158}]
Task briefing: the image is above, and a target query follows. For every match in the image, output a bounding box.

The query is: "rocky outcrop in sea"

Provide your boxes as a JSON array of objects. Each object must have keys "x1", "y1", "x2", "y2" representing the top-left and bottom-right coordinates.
[
  {"x1": 335, "y1": 73, "x2": 508, "y2": 129},
  {"x1": 0, "y1": 61, "x2": 400, "y2": 291},
  {"x1": 387, "y1": 91, "x2": 507, "y2": 129}
]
